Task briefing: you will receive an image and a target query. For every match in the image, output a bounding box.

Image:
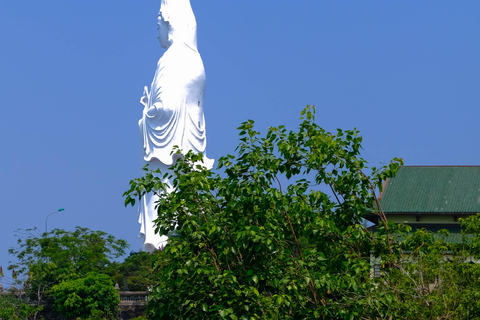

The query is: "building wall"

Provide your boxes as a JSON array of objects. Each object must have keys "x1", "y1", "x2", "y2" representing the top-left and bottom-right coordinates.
[{"x1": 386, "y1": 214, "x2": 462, "y2": 224}]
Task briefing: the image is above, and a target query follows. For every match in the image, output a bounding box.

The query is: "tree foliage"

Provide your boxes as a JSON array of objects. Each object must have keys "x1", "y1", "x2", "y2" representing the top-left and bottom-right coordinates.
[
  {"x1": 125, "y1": 106, "x2": 403, "y2": 319},
  {"x1": 112, "y1": 250, "x2": 160, "y2": 292},
  {"x1": 8, "y1": 226, "x2": 128, "y2": 318},
  {"x1": 125, "y1": 107, "x2": 480, "y2": 319},
  {"x1": 49, "y1": 272, "x2": 120, "y2": 320},
  {"x1": 0, "y1": 293, "x2": 41, "y2": 320},
  {"x1": 373, "y1": 216, "x2": 480, "y2": 319}
]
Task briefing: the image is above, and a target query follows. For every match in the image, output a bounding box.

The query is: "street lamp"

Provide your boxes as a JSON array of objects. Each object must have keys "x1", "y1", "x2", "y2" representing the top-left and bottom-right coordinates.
[{"x1": 45, "y1": 208, "x2": 65, "y2": 233}]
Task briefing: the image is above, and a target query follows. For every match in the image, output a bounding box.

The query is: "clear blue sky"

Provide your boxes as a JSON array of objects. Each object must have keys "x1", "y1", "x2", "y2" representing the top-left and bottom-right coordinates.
[{"x1": 1, "y1": 0, "x2": 479, "y2": 285}]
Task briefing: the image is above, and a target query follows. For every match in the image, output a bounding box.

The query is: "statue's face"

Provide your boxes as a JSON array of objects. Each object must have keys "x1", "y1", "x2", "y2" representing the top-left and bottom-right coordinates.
[{"x1": 157, "y1": 11, "x2": 169, "y2": 48}]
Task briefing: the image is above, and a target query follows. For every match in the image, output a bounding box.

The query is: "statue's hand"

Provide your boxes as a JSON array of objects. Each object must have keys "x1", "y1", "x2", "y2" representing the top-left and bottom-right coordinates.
[
  {"x1": 140, "y1": 86, "x2": 149, "y2": 108},
  {"x1": 146, "y1": 102, "x2": 163, "y2": 119}
]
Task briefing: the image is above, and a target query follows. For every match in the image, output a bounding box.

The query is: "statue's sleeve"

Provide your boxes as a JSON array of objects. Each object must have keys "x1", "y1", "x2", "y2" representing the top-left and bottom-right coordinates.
[{"x1": 141, "y1": 63, "x2": 184, "y2": 165}]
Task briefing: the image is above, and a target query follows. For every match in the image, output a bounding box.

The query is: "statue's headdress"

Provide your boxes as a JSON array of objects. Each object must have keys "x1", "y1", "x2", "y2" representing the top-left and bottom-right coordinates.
[
  {"x1": 160, "y1": 0, "x2": 195, "y2": 23},
  {"x1": 160, "y1": 0, "x2": 197, "y2": 47}
]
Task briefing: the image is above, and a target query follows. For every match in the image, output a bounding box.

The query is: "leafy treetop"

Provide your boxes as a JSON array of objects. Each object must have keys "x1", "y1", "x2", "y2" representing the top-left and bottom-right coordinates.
[{"x1": 125, "y1": 106, "x2": 403, "y2": 319}]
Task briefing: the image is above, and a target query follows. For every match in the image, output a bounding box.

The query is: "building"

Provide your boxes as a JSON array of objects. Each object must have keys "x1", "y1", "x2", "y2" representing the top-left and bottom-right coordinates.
[
  {"x1": 367, "y1": 166, "x2": 480, "y2": 277},
  {"x1": 367, "y1": 166, "x2": 480, "y2": 236}
]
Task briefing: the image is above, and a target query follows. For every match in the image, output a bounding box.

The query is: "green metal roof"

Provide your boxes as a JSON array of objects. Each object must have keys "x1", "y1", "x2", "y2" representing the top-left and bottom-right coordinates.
[{"x1": 380, "y1": 166, "x2": 480, "y2": 214}]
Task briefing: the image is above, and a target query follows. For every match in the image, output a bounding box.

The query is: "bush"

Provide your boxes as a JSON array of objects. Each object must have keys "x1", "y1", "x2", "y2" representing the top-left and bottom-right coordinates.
[{"x1": 49, "y1": 272, "x2": 119, "y2": 319}]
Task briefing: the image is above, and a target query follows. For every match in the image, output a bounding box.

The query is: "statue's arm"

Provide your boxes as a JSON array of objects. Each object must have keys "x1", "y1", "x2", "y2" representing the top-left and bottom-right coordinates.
[{"x1": 140, "y1": 86, "x2": 163, "y2": 119}]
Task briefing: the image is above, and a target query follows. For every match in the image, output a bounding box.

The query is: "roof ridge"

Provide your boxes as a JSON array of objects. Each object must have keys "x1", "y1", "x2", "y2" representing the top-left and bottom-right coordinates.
[{"x1": 402, "y1": 165, "x2": 480, "y2": 168}]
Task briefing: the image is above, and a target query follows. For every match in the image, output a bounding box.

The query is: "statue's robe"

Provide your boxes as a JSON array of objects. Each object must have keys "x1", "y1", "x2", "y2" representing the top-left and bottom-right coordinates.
[
  {"x1": 138, "y1": 42, "x2": 213, "y2": 251},
  {"x1": 141, "y1": 43, "x2": 212, "y2": 165}
]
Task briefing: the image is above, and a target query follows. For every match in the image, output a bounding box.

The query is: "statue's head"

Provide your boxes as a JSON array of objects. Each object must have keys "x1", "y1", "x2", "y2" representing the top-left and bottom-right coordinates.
[{"x1": 158, "y1": 0, "x2": 197, "y2": 49}]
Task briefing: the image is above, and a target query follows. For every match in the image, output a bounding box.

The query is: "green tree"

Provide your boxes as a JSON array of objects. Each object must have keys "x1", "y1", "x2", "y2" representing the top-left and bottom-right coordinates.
[
  {"x1": 8, "y1": 227, "x2": 128, "y2": 317},
  {"x1": 49, "y1": 272, "x2": 120, "y2": 320},
  {"x1": 0, "y1": 293, "x2": 41, "y2": 320},
  {"x1": 125, "y1": 106, "x2": 402, "y2": 319},
  {"x1": 374, "y1": 216, "x2": 480, "y2": 319},
  {"x1": 113, "y1": 250, "x2": 160, "y2": 292}
]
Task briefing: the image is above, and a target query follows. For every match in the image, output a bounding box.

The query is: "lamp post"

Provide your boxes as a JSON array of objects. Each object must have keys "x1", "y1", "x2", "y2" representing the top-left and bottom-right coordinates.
[{"x1": 45, "y1": 208, "x2": 65, "y2": 234}]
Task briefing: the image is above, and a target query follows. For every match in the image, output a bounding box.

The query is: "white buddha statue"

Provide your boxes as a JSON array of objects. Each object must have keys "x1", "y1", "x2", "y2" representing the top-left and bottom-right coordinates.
[{"x1": 138, "y1": 0, "x2": 213, "y2": 252}]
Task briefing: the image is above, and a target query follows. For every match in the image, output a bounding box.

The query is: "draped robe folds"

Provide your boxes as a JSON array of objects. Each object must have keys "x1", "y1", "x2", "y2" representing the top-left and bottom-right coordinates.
[{"x1": 138, "y1": 43, "x2": 213, "y2": 252}]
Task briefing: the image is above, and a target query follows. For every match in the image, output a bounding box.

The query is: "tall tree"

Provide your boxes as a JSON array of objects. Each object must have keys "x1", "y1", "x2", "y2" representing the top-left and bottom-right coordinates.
[
  {"x1": 125, "y1": 106, "x2": 402, "y2": 319},
  {"x1": 8, "y1": 226, "x2": 128, "y2": 317},
  {"x1": 113, "y1": 250, "x2": 161, "y2": 292}
]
